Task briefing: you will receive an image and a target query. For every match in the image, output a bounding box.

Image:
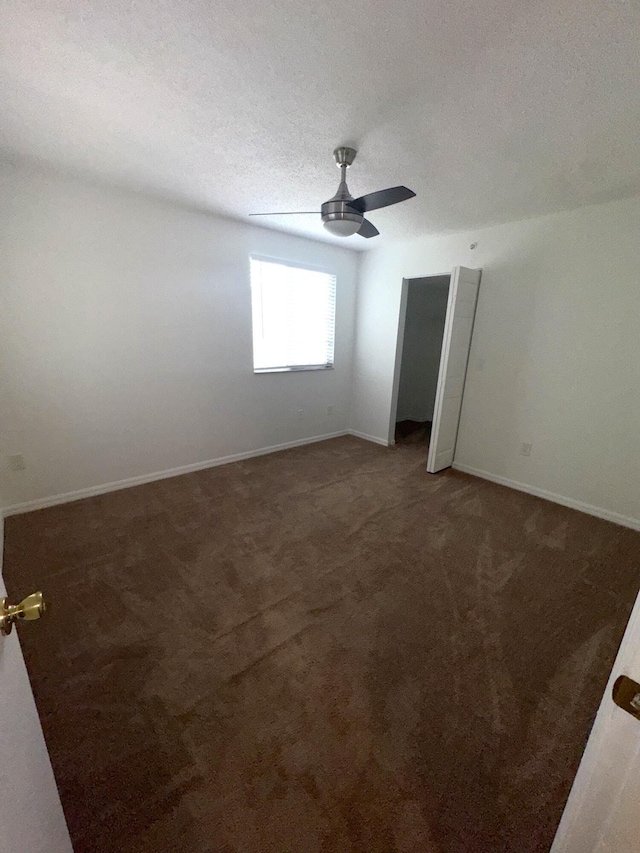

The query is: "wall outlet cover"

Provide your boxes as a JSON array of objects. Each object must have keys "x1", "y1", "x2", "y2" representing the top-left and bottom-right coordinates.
[
  {"x1": 8, "y1": 453, "x2": 26, "y2": 471},
  {"x1": 520, "y1": 443, "x2": 533, "y2": 457}
]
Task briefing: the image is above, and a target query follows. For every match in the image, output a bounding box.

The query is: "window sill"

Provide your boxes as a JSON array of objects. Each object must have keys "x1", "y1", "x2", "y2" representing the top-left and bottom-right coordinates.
[{"x1": 254, "y1": 365, "x2": 334, "y2": 374}]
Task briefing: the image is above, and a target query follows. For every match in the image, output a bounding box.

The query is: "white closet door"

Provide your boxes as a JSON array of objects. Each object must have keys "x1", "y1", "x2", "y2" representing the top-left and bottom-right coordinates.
[
  {"x1": 426, "y1": 266, "x2": 481, "y2": 473},
  {"x1": 0, "y1": 573, "x2": 73, "y2": 853}
]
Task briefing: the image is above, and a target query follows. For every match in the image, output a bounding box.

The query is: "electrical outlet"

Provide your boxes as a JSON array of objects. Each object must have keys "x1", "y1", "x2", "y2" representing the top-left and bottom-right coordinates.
[
  {"x1": 8, "y1": 453, "x2": 26, "y2": 471},
  {"x1": 298, "y1": 409, "x2": 304, "y2": 419},
  {"x1": 520, "y1": 443, "x2": 532, "y2": 457},
  {"x1": 327, "y1": 405, "x2": 333, "y2": 416}
]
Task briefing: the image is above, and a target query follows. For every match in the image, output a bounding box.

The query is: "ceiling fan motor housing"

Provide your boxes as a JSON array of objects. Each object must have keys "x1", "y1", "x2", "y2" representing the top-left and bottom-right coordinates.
[{"x1": 320, "y1": 199, "x2": 363, "y2": 228}]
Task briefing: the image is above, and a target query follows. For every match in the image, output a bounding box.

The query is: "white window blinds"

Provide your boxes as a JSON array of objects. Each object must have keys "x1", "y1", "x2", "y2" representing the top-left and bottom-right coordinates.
[{"x1": 250, "y1": 257, "x2": 336, "y2": 372}]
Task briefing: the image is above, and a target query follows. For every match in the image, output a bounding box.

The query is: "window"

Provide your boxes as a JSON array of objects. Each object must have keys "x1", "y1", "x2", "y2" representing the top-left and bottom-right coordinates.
[{"x1": 250, "y1": 257, "x2": 336, "y2": 373}]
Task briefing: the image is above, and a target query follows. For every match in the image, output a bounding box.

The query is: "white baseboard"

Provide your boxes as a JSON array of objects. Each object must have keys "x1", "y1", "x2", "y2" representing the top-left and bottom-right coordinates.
[
  {"x1": 348, "y1": 429, "x2": 392, "y2": 447},
  {"x1": 1, "y1": 431, "x2": 350, "y2": 518},
  {"x1": 452, "y1": 462, "x2": 640, "y2": 532}
]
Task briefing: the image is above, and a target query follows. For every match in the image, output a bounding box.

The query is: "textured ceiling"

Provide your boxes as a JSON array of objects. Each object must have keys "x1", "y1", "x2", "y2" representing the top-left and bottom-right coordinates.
[{"x1": 2, "y1": 0, "x2": 640, "y2": 249}]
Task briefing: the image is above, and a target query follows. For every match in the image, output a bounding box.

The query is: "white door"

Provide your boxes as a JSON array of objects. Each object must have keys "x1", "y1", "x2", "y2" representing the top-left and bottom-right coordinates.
[
  {"x1": 427, "y1": 265, "x2": 481, "y2": 473},
  {"x1": 0, "y1": 566, "x2": 73, "y2": 853},
  {"x1": 551, "y1": 584, "x2": 640, "y2": 853}
]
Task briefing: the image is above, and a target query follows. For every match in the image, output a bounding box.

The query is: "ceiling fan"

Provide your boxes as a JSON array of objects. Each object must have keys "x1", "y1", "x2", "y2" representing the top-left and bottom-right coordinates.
[{"x1": 250, "y1": 147, "x2": 416, "y2": 238}]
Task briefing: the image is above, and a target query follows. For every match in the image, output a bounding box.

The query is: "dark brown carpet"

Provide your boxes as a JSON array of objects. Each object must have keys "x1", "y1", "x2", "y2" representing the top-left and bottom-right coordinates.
[{"x1": 4, "y1": 436, "x2": 640, "y2": 853}]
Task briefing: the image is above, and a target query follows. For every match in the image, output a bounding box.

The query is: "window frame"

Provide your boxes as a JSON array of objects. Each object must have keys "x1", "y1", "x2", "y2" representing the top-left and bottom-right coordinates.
[{"x1": 249, "y1": 254, "x2": 337, "y2": 375}]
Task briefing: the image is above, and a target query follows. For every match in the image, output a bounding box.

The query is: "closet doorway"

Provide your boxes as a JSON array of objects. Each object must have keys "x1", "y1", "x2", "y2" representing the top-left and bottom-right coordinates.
[{"x1": 389, "y1": 266, "x2": 481, "y2": 472}]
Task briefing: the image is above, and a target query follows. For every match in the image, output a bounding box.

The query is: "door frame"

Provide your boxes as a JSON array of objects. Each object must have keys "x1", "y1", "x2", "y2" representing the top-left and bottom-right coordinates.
[{"x1": 387, "y1": 272, "x2": 452, "y2": 446}]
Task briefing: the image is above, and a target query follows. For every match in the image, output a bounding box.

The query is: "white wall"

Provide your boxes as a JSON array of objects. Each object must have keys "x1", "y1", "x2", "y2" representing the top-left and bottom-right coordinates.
[
  {"x1": 395, "y1": 276, "x2": 449, "y2": 423},
  {"x1": 0, "y1": 162, "x2": 359, "y2": 510},
  {"x1": 352, "y1": 195, "x2": 640, "y2": 526}
]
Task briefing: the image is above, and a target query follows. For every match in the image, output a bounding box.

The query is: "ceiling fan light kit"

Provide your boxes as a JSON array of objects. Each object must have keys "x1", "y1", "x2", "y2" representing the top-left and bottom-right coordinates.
[
  {"x1": 250, "y1": 147, "x2": 416, "y2": 239},
  {"x1": 322, "y1": 217, "x2": 362, "y2": 237}
]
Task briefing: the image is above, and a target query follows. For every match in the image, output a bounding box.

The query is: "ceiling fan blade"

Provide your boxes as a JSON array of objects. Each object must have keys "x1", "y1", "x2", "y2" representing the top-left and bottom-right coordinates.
[
  {"x1": 357, "y1": 218, "x2": 380, "y2": 238},
  {"x1": 249, "y1": 211, "x2": 320, "y2": 216},
  {"x1": 350, "y1": 186, "x2": 416, "y2": 213}
]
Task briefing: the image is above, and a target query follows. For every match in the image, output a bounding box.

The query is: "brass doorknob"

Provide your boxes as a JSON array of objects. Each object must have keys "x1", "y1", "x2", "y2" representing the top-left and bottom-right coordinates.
[{"x1": 0, "y1": 592, "x2": 47, "y2": 636}]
